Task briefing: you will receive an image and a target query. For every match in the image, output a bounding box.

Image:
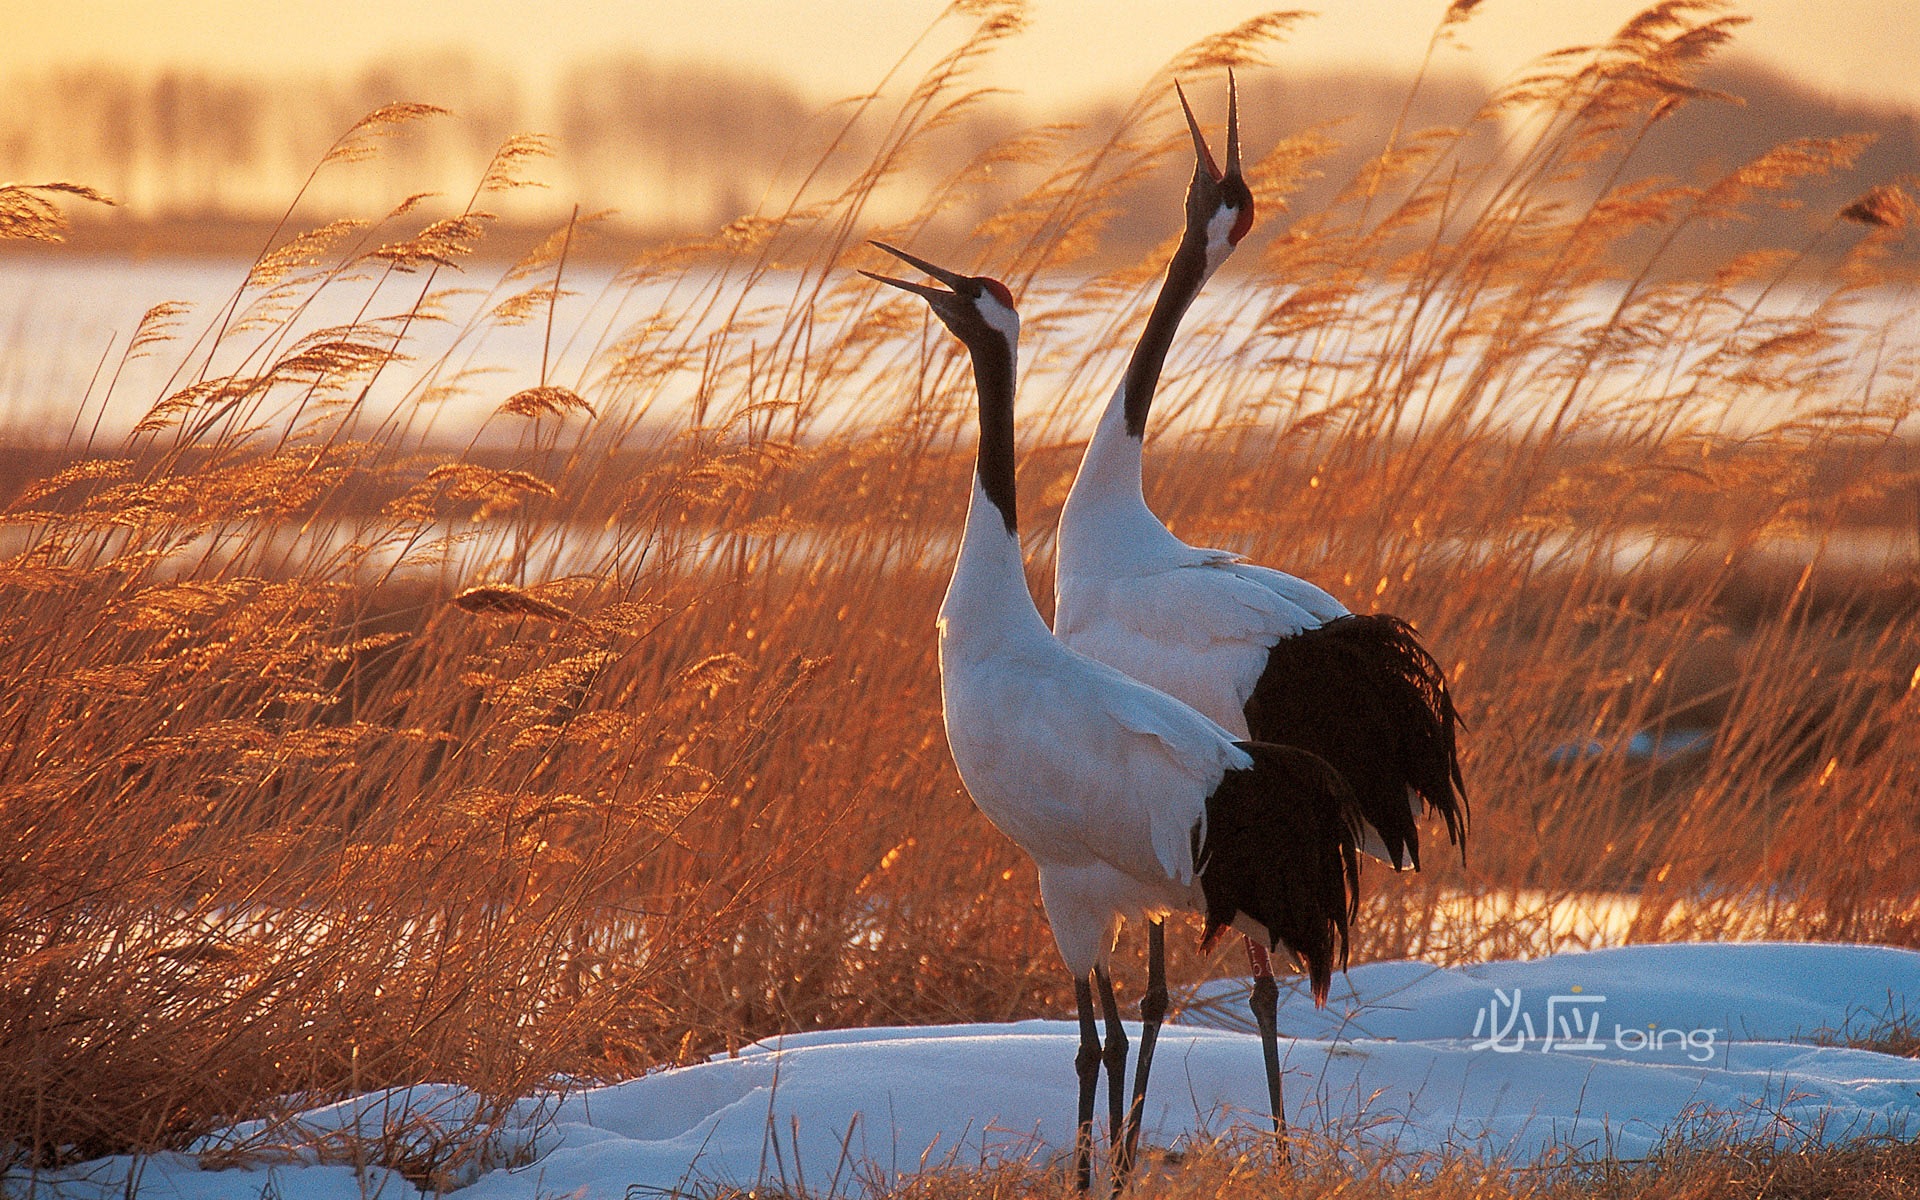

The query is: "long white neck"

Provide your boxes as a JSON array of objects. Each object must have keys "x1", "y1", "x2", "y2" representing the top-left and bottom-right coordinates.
[
  {"x1": 939, "y1": 475, "x2": 1053, "y2": 655},
  {"x1": 1057, "y1": 392, "x2": 1189, "y2": 580},
  {"x1": 1057, "y1": 228, "x2": 1232, "y2": 581}
]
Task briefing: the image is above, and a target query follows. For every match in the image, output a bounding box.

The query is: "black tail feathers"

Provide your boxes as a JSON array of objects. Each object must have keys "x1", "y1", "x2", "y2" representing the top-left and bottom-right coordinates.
[
  {"x1": 1197, "y1": 741, "x2": 1362, "y2": 1007},
  {"x1": 1245, "y1": 613, "x2": 1468, "y2": 870}
]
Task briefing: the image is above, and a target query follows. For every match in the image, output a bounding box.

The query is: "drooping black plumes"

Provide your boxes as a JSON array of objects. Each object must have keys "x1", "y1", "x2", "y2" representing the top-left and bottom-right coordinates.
[
  {"x1": 1197, "y1": 742, "x2": 1362, "y2": 1005},
  {"x1": 1244, "y1": 614, "x2": 1468, "y2": 872}
]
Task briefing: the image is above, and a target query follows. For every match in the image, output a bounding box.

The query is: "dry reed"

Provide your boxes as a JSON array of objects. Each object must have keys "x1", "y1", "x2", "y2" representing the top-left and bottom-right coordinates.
[{"x1": 688, "y1": 1126, "x2": 1920, "y2": 1200}]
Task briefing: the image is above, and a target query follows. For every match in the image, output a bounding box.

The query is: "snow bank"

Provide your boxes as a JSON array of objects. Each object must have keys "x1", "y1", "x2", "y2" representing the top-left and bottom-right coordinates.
[{"x1": 9, "y1": 944, "x2": 1917, "y2": 1199}]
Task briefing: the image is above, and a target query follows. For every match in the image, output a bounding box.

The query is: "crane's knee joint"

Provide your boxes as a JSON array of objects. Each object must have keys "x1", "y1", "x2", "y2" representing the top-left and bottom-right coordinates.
[
  {"x1": 1141, "y1": 979, "x2": 1168, "y2": 1027},
  {"x1": 1075, "y1": 1037, "x2": 1102, "y2": 1083},
  {"x1": 1250, "y1": 976, "x2": 1279, "y2": 1031}
]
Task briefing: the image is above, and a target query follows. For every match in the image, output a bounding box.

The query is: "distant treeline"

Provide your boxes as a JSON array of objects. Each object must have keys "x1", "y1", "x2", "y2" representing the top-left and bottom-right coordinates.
[{"x1": 2, "y1": 51, "x2": 1914, "y2": 266}]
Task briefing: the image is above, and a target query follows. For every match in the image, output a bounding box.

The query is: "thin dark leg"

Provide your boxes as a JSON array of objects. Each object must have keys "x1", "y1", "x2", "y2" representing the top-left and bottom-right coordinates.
[
  {"x1": 1246, "y1": 938, "x2": 1288, "y2": 1164},
  {"x1": 1117, "y1": 919, "x2": 1167, "y2": 1188},
  {"x1": 1074, "y1": 974, "x2": 1101, "y2": 1193},
  {"x1": 1094, "y1": 967, "x2": 1129, "y2": 1178}
]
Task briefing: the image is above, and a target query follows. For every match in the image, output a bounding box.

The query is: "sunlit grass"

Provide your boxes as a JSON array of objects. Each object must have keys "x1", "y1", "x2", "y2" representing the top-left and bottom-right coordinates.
[
  {"x1": 0, "y1": 0, "x2": 1915, "y2": 1177},
  {"x1": 688, "y1": 1127, "x2": 1920, "y2": 1200}
]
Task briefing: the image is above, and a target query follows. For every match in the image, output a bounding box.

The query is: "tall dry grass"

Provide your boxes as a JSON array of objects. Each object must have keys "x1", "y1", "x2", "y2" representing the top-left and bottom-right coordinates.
[
  {"x1": 1, "y1": 0, "x2": 1916, "y2": 1173},
  {"x1": 719, "y1": 1128, "x2": 1920, "y2": 1200}
]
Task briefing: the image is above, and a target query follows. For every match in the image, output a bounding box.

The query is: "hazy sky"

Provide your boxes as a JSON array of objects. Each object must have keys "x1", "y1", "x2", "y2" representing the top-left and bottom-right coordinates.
[{"x1": 10, "y1": 1, "x2": 1920, "y2": 115}]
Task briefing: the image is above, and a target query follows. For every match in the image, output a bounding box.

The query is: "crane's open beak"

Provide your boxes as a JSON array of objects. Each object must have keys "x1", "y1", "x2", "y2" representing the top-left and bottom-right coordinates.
[
  {"x1": 1176, "y1": 71, "x2": 1243, "y2": 186},
  {"x1": 861, "y1": 240, "x2": 970, "y2": 302}
]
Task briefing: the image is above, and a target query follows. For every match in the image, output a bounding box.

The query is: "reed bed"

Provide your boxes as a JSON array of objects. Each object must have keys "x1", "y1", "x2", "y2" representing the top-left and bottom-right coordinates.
[
  {"x1": 732, "y1": 1127, "x2": 1920, "y2": 1200},
  {"x1": 1, "y1": 0, "x2": 1916, "y2": 1175}
]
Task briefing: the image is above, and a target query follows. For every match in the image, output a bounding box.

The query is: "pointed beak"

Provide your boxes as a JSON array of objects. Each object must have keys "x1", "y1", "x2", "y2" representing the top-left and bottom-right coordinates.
[
  {"x1": 864, "y1": 240, "x2": 973, "y2": 301},
  {"x1": 1176, "y1": 80, "x2": 1223, "y2": 184},
  {"x1": 1175, "y1": 76, "x2": 1245, "y2": 188},
  {"x1": 1225, "y1": 69, "x2": 1242, "y2": 181},
  {"x1": 860, "y1": 269, "x2": 950, "y2": 303}
]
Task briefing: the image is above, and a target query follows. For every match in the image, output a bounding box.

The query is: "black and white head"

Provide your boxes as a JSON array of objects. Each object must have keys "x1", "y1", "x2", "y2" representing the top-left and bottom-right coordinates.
[
  {"x1": 1176, "y1": 73, "x2": 1254, "y2": 276},
  {"x1": 864, "y1": 242, "x2": 1022, "y2": 534},
  {"x1": 862, "y1": 241, "x2": 1019, "y2": 355}
]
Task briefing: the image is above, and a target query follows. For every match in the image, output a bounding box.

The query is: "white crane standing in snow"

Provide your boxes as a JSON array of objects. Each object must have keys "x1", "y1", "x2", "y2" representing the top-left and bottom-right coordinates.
[
  {"x1": 863, "y1": 241, "x2": 1363, "y2": 1192},
  {"x1": 1053, "y1": 77, "x2": 1469, "y2": 1127}
]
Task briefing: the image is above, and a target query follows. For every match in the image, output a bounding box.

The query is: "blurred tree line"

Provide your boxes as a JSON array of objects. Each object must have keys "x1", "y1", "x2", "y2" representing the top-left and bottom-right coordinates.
[{"x1": 0, "y1": 49, "x2": 1911, "y2": 267}]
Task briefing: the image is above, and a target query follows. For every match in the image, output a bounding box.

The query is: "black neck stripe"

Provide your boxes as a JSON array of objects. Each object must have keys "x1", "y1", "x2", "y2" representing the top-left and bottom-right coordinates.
[
  {"x1": 1121, "y1": 240, "x2": 1208, "y2": 438},
  {"x1": 968, "y1": 329, "x2": 1019, "y2": 536}
]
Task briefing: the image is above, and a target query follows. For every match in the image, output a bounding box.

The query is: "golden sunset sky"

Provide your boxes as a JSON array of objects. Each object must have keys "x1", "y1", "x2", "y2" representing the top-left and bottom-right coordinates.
[{"x1": 11, "y1": 0, "x2": 1920, "y2": 115}]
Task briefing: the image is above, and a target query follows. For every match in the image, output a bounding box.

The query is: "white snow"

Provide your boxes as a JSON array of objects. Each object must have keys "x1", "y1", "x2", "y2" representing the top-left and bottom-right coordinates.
[{"x1": 10, "y1": 943, "x2": 1918, "y2": 1199}]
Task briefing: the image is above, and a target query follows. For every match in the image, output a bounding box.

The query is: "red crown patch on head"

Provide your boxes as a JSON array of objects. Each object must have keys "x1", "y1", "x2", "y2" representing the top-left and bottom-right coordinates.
[{"x1": 1230, "y1": 202, "x2": 1255, "y2": 245}]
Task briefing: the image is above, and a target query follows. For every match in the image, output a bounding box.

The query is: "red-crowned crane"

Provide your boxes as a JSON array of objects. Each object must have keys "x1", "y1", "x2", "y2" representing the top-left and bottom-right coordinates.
[
  {"x1": 1052, "y1": 77, "x2": 1469, "y2": 1129},
  {"x1": 863, "y1": 242, "x2": 1362, "y2": 1192}
]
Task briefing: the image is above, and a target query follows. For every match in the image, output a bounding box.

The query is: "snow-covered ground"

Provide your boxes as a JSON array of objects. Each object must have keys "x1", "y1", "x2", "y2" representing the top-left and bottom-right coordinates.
[{"x1": 13, "y1": 943, "x2": 1919, "y2": 1199}]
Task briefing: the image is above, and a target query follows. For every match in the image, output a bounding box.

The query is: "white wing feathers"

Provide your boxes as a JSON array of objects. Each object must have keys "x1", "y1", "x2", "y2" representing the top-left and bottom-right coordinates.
[
  {"x1": 1062, "y1": 549, "x2": 1340, "y2": 652},
  {"x1": 1214, "y1": 557, "x2": 1350, "y2": 625},
  {"x1": 943, "y1": 646, "x2": 1249, "y2": 889},
  {"x1": 1079, "y1": 671, "x2": 1249, "y2": 882},
  {"x1": 1056, "y1": 550, "x2": 1347, "y2": 729}
]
